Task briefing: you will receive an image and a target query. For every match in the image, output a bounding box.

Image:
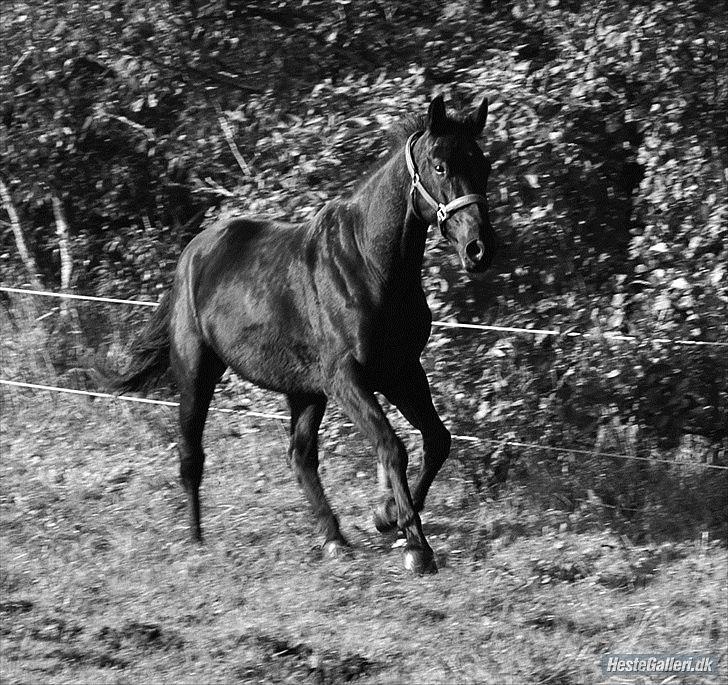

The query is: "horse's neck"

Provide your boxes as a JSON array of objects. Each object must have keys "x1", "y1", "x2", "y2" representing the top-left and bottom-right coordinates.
[{"x1": 352, "y1": 150, "x2": 427, "y2": 284}]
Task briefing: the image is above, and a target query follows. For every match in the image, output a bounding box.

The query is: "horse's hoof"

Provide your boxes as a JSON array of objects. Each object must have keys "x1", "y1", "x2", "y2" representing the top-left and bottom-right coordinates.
[
  {"x1": 323, "y1": 539, "x2": 351, "y2": 560},
  {"x1": 403, "y1": 546, "x2": 438, "y2": 575},
  {"x1": 373, "y1": 502, "x2": 398, "y2": 534}
]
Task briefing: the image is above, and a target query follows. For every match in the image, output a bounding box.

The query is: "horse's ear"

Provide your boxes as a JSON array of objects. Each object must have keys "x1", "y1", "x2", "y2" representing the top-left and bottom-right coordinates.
[
  {"x1": 427, "y1": 95, "x2": 447, "y2": 136},
  {"x1": 468, "y1": 96, "x2": 489, "y2": 136}
]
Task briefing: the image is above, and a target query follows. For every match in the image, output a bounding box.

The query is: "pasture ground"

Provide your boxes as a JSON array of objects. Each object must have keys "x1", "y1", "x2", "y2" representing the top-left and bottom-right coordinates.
[{"x1": 1, "y1": 392, "x2": 726, "y2": 684}]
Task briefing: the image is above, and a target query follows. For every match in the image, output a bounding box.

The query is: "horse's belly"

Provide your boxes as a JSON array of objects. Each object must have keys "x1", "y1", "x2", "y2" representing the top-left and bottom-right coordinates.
[{"x1": 211, "y1": 323, "x2": 323, "y2": 394}]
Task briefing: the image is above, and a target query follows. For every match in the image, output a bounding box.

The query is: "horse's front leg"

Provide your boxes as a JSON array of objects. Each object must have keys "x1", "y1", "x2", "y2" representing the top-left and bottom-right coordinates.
[
  {"x1": 375, "y1": 362, "x2": 451, "y2": 531},
  {"x1": 332, "y1": 357, "x2": 437, "y2": 574}
]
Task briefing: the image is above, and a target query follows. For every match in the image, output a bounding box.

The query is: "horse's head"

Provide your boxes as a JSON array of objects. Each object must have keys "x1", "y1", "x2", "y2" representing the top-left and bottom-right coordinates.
[{"x1": 407, "y1": 95, "x2": 496, "y2": 273}]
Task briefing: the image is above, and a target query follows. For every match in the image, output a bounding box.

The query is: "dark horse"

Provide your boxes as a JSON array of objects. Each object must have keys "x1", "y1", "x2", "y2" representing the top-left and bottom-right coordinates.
[{"x1": 116, "y1": 95, "x2": 496, "y2": 574}]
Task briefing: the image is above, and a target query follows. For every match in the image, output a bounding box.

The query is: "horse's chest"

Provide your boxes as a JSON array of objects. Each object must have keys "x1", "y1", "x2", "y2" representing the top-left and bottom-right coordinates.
[{"x1": 354, "y1": 295, "x2": 432, "y2": 366}]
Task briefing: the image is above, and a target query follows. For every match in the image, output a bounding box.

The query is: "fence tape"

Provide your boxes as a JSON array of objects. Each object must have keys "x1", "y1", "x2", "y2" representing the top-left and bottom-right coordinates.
[
  {"x1": 0, "y1": 379, "x2": 288, "y2": 421},
  {"x1": 3, "y1": 378, "x2": 726, "y2": 471},
  {"x1": 3, "y1": 284, "x2": 727, "y2": 347},
  {"x1": 0, "y1": 285, "x2": 159, "y2": 307}
]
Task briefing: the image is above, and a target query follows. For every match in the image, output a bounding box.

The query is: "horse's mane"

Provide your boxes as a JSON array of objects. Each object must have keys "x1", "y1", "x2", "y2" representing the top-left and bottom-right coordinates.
[
  {"x1": 306, "y1": 107, "x2": 478, "y2": 236},
  {"x1": 388, "y1": 113, "x2": 428, "y2": 148}
]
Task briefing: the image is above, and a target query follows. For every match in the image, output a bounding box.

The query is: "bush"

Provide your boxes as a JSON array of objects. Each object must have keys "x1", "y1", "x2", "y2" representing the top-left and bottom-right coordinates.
[{"x1": 2, "y1": 0, "x2": 726, "y2": 540}]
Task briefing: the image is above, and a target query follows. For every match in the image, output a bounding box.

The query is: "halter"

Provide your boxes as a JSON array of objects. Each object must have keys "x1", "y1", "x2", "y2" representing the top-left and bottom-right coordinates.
[{"x1": 405, "y1": 131, "x2": 488, "y2": 237}]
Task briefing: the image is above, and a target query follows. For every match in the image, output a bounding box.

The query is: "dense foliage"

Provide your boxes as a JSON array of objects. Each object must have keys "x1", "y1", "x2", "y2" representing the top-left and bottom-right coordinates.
[{"x1": 2, "y1": 0, "x2": 726, "y2": 532}]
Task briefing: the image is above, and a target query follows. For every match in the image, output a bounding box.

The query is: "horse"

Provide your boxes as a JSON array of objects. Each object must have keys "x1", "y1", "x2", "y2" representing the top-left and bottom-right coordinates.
[{"x1": 115, "y1": 95, "x2": 496, "y2": 574}]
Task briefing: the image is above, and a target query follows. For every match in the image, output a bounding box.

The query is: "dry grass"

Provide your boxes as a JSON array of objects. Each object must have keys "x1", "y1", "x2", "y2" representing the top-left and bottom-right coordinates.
[{"x1": 1, "y1": 390, "x2": 726, "y2": 685}]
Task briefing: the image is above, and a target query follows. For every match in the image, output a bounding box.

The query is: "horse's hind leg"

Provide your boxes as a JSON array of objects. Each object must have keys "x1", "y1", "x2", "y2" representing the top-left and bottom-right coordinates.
[
  {"x1": 173, "y1": 339, "x2": 225, "y2": 542},
  {"x1": 287, "y1": 393, "x2": 349, "y2": 558}
]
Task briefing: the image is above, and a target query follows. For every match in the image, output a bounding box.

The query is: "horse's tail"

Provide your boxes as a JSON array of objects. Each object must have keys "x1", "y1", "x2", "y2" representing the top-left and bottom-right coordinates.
[{"x1": 112, "y1": 292, "x2": 173, "y2": 394}]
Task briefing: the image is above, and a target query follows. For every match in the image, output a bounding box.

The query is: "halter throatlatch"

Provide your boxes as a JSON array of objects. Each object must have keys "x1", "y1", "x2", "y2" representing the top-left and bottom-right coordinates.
[{"x1": 405, "y1": 132, "x2": 488, "y2": 237}]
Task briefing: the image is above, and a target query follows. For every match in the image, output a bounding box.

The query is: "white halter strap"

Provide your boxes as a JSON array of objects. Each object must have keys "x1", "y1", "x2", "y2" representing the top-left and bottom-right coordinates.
[{"x1": 405, "y1": 132, "x2": 488, "y2": 235}]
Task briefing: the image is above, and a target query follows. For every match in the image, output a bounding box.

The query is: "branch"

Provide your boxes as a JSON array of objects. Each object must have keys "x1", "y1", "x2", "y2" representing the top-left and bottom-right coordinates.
[
  {"x1": 177, "y1": 60, "x2": 265, "y2": 93},
  {"x1": 51, "y1": 196, "x2": 73, "y2": 316},
  {"x1": 116, "y1": 49, "x2": 264, "y2": 94},
  {"x1": 217, "y1": 111, "x2": 252, "y2": 176},
  {"x1": 10, "y1": 47, "x2": 34, "y2": 74},
  {"x1": 196, "y1": 177, "x2": 235, "y2": 197},
  {"x1": 0, "y1": 178, "x2": 43, "y2": 289},
  {"x1": 96, "y1": 110, "x2": 156, "y2": 140}
]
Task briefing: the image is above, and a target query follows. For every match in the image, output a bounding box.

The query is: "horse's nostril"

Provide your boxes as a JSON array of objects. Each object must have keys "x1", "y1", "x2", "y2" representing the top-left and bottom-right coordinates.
[{"x1": 465, "y1": 239, "x2": 485, "y2": 261}]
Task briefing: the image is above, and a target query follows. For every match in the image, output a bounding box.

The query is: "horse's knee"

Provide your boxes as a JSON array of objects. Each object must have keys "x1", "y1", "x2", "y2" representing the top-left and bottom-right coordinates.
[
  {"x1": 377, "y1": 435, "x2": 407, "y2": 473},
  {"x1": 427, "y1": 423, "x2": 451, "y2": 461},
  {"x1": 289, "y1": 439, "x2": 319, "y2": 491},
  {"x1": 377, "y1": 462, "x2": 391, "y2": 491},
  {"x1": 179, "y1": 453, "x2": 204, "y2": 490},
  {"x1": 290, "y1": 458, "x2": 307, "y2": 487},
  {"x1": 292, "y1": 430, "x2": 315, "y2": 457},
  {"x1": 440, "y1": 425, "x2": 451, "y2": 452}
]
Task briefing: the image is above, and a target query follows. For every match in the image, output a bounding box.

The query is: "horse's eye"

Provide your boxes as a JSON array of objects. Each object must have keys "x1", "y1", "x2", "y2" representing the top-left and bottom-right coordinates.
[{"x1": 434, "y1": 164, "x2": 446, "y2": 175}]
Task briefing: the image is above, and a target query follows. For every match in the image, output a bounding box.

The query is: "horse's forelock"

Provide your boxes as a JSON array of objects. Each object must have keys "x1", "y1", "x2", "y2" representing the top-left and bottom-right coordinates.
[{"x1": 389, "y1": 111, "x2": 479, "y2": 152}]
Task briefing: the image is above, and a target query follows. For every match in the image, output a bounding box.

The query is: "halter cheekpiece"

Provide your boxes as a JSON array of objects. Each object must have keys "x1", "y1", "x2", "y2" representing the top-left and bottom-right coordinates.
[{"x1": 405, "y1": 131, "x2": 488, "y2": 237}]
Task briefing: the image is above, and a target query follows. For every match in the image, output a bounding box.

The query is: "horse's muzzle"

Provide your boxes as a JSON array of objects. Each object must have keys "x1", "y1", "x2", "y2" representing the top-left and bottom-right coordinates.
[{"x1": 463, "y1": 233, "x2": 496, "y2": 273}]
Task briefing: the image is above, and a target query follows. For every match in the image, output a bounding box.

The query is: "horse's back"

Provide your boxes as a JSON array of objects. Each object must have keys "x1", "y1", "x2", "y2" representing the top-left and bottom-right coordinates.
[
  {"x1": 172, "y1": 216, "x2": 325, "y2": 392},
  {"x1": 180, "y1": 215, "x2": 293, "y2": 269}
]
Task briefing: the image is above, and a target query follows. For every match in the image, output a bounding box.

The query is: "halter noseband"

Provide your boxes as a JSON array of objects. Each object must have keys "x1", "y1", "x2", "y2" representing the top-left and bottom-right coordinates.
[{"x1": 405, "y1": 131, "x2": 488, "y2": 236}]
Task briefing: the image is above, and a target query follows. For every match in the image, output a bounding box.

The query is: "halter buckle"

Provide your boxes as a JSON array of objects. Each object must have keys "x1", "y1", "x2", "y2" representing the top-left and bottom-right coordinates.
[{"x1": 436, "y1": 204, "x2": 448, "y2": 225}]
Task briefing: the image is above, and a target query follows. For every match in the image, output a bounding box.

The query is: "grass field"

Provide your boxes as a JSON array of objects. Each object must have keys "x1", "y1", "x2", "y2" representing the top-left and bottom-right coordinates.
[{"x1": 1, "y1": 388, "x2": 726, "y2": 684}]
